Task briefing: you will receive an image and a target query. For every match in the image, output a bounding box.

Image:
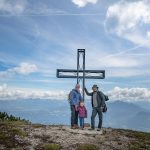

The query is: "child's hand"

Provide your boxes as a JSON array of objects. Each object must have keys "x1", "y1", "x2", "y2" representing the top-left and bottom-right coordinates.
[{"x1": 75, "y1": 105, "x2": 78, "y2": 111}]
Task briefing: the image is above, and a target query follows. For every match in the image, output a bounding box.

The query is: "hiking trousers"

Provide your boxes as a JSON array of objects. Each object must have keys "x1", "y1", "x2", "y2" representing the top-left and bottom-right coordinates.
[
  {"x1": 91, "y1": 107, "x2": 103, "y2": 129},
  {"x1": 79, "y1": 117, "x2": 84, "y2": 128},
  {"x1": 70, "y1": 105, "x2": 78, "y2": 126}
]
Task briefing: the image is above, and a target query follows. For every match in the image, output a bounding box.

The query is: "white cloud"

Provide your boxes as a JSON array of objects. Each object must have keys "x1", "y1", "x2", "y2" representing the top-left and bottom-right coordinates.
[
  {"x1": 72, "y1": 0, "x2": 98, "y2": 7},
  {"x1": 147, "y1": 31, "x2": 150, "y2": 38},
  {"x1": 10, "y1": 62, "x2": 38, "y2": 75},
  {"x1": 0, "y1": 83, "x2": 7, "y2": 92},
  {"x1": 105, "y1": 0, "x2": 150, "y2": 47},
  {"x1": 1, "y1": 84, "x2": 150, "y2": 101},
  {"x1": 0, "y1": 0, "x2": 66, "y2": 16},
  {"x1": 0, "y1": 62, "x2": 38, "y2": 77},
  {"x1": 0, "y1": 84, "x2": 67, "y2": 100},
  {"x1": 0, "y1": 0, "x2": 27, "y2": 14},
  {"x1": 107, "y1": 86, "x2": 150, "y2": 102}
]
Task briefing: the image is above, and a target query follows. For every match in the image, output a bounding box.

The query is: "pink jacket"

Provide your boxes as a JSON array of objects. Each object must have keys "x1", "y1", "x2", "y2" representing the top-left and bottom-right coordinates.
[{"x1": 78, "y1": 106, "x2": 87, "y2": 118}]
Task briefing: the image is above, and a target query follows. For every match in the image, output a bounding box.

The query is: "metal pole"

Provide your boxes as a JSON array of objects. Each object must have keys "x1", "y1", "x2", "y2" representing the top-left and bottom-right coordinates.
[
  {"x1": 77, "y1": 49, "x2": 85, "y2": 101},
  {"x1": 77, "y1": 50, "x2": 79, "y2": 84},
  {"x1": 83, "y1": 49, "x2": 85, "y2": 101}
]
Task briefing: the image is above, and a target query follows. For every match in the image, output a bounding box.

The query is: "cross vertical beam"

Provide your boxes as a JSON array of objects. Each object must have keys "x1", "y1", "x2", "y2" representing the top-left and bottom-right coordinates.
[{"x1": 77, "y1": 49, "x2": 85, "y2": 100}]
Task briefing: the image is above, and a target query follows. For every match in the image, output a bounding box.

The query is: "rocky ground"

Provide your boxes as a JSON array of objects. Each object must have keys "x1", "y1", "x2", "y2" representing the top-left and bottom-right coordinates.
[{"x1": 0, "y1": 121, "x2": 150, "y2": 150}]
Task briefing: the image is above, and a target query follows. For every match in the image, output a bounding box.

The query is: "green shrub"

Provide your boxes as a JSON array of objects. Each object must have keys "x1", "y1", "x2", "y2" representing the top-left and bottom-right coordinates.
[
  {"x1": 0, "y1": 111, "x2": 30, "y2": 123},
  {"x1": 0, "y1": 123, "x2": 28, "y2": 148},
  {"x1": 11, "y1": 128, "x2": 28, "y2": 137},
  {"x1": 42, "y1": 143, "x2": 61, "y2": 150},
  {"x1": 77, "y1": 144, "x2": 98, "y2": 150},
  {"x1": 127, "y1": 130, "x2": 150, "y2": 150}
]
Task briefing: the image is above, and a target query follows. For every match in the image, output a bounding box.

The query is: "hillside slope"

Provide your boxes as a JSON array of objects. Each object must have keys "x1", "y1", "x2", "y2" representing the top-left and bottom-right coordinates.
[{"x1": 0, "y1": 121, "x2": 150, "y2": 150}]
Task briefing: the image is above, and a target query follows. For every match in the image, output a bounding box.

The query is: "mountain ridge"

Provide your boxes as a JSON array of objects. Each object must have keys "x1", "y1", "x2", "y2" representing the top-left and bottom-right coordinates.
[{"x1": 0, "y1": 121, "x2": 150, "y2": 150}]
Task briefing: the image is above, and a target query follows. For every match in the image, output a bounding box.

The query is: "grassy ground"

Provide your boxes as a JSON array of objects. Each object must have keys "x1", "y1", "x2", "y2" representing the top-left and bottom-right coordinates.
[
  {"x1": 0, "y1": 120, "x2": 150, "y2": 150},
  {"x1": 127, "y1": 130, "x2": 150, "y2": 150},
  {"x1": 0, "y1": 121, "x2": 29, "y2": 149},
  {"x1": 77, "y1": 144, "x2": 98, "y2": 150}
]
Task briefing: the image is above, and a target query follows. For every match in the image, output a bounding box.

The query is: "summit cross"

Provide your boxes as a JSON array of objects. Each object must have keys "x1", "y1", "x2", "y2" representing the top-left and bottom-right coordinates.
[{"x1": 56, "y1": 49, "x2": 105, "y2": 100}]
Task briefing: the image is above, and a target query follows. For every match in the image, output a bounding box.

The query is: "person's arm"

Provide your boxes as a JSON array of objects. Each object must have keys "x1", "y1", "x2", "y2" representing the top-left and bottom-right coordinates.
[
  {"x1": 84, "y1": 87, "x2": 92, "y2": 96},
  {"x1": 85, "y1": 107, "x2": 87, "y2": 118},
  {"x1": 76, "y1": 105, "x2": 79, "y2": 111}
]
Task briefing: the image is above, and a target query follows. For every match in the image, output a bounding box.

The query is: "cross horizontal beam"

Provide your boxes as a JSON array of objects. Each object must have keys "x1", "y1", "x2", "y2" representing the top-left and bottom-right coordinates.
[{"x1": 57, "y1": 69, "x2": 105, "y2": 79}]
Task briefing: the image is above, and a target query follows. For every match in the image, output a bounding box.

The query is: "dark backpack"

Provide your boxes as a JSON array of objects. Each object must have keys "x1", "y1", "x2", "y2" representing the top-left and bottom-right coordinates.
[
  {"x1": 104, "y1": 95, "x2": 109, "y2": 101},
  {"x1": 102, "y1": 103, "x2": 107, "y2": 113},
  {"x1": 68, "y1": 91, "x2": 72, "y2": 102},
  {"x1": 68, "y1": 89, "x2": 74, "y2": 102},
  {"x1": 103, "y1": 94, "x2": 109, "y2": 113}
]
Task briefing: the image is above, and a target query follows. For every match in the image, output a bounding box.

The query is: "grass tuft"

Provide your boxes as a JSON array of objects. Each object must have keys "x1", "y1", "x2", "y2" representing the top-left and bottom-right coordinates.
[
  {"x1": 41, "y1": 143, "x2": 61, "y2": 150},
  {"x1": 77, "y1": 144, "x2": 98, "y2": 150}
]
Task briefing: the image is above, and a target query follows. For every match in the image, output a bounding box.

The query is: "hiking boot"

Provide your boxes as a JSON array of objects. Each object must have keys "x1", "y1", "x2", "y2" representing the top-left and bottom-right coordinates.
[
  {"x1": 97, "y1": 128, "x2": 103, "y2": 134},
  {"x1": 71, "y1": 125, "x2": 79, "y2": 129},
  {"x1": 71, "y1": 126, "x2": 76, "y2": 129},
  {"x1": 74, "y1": 124, "x2": 79, "y2": 129},
  {"x1": 80, "y1": 127, "x2": 84, "y2": 130},
  {"x1": 97, "y1": 128, "x2": 101, "y2": 131},
  {"x1": 88, "y1": 128, "x2": 95, "y2": 131}
]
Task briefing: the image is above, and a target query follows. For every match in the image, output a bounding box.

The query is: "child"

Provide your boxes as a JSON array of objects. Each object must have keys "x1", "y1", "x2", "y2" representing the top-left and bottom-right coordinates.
[{"x1": 78, "y1": 101, "x2": 87, "y2": 129}]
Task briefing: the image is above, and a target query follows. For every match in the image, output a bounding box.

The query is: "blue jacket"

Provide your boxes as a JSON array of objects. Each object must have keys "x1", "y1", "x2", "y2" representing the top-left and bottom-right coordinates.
[{"x1": 70, "y1": 89, "x2": 82, "y2": 106}]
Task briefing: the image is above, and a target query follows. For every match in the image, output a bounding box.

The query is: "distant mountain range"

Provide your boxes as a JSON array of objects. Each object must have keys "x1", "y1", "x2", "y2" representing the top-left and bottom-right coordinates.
[
  {"x1": 104, "y1": 101, "x2": 150, "y2": 132},
  {"x1": 0, "y1": 99, "x2": 150, "y2": 132}
]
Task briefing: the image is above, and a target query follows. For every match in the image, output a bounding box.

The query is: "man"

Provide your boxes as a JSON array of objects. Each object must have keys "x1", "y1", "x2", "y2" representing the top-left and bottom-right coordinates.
[
  {"x1": 84, "y1": 84, "x2": 105, "y2": 131},
  {"x1": 70, "y1": 84, "x2": 82, "y2": 129}
]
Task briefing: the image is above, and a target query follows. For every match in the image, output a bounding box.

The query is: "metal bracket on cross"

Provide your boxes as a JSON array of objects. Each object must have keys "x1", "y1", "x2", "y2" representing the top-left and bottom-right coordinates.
[{"x1": 56, "y1": 49, "x2": 105, "y2": 101}]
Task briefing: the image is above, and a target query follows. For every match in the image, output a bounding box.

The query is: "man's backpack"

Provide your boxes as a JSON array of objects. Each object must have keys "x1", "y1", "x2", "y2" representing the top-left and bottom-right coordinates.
[
  {"x1": 68, "y1": 92, "x2": 71, "y2": 102},
  {"x1": 102, "y1": 103, "x2": 107, "y2": 113},
  {"x1": 68, "y1": 90, "x2": 73, "y2": 102},
  {"x1": 103, "y1": 94, "x2": 109, "y2": 113},
  {"x1": 104, "y1": 95, "x2": 109, "y2": 101}
]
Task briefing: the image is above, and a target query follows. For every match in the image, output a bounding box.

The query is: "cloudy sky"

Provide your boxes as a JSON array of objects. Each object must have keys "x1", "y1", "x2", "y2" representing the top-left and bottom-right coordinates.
[{"x1": 0, "y1": 0, "x2": 150, "y2": 101}]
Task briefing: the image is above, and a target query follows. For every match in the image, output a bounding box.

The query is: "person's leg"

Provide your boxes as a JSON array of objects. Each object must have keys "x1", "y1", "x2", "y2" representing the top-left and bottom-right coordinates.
[
  {"x1": 91, "y1": 108, "x2": 97, "y2": 129},
  {"x1": 83, "y1": 118, "x2": 84, "y2": 128},
  {"x1": 80, "y1": 117, "x2": 84, "y2": 128},
  {"x1": 70, "y1": 105, "x2": 75, "y2": 127},
  {"x1": 75, "y1": 110, "x2": 78, "y2": 125},
  {"x1": 97, "y1": 108, "x2": 103, "y2": 129},
  {"x1": 79, "y1": 117, "x2": 82, "y2": 127}
]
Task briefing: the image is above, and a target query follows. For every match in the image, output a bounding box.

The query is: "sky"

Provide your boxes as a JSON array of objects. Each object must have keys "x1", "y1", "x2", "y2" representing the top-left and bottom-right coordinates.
[{"x1": 0, "y1": 0, "x2": 150, "y2": 101}]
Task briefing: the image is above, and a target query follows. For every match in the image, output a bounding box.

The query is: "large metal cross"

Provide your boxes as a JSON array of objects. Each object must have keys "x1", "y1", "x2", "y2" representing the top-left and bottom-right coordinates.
[{"x1": 56, "y1": 49, "x2": 105, "y2": 100}]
